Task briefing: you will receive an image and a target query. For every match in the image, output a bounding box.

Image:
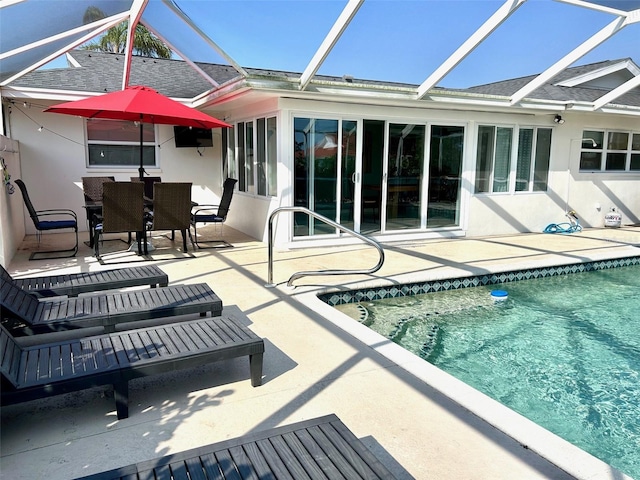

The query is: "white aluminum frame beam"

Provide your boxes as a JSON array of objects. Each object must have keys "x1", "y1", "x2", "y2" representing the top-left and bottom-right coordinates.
[
  {"x1": 593, "y1": 73, "x2": 640, "y2": 110},
  {"x1": 0, "y1": 13, "x2": 129, "y2": 87},
  {"x1": 299, "y1": 0, "x2": 364, "y2": 91},
  {"x1": 122, "y1": 0, "x2": 148, "y2": 89},
  {"x1": 143, "y1": 22, "x2": 221, "y2": 89},
  {"x1": 510, "y1": 7, "x2": 640, "y2": 105},
  {"x1": 161, "y1": 0, "x2": 248, "y2": 79},
  {"x1": 417, "y1": 0, "x2": 527, "y2": 99}
]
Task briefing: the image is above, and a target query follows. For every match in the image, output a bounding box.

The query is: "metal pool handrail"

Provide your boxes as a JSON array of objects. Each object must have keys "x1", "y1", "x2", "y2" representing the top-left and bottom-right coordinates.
[{"x1": 266, "y1": 206, "x2": 385, "y2": 287}]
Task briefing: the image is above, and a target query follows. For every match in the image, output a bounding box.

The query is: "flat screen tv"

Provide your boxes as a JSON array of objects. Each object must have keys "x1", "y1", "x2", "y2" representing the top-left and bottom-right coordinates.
[{"x1": 173, "y1": 126, "x2": 213, "y2": 148}]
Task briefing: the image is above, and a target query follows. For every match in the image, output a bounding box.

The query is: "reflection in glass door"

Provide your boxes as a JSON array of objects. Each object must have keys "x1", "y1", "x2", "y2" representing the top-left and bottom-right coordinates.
[
  {"x1": 427, "y1": 125, "x2": 463, "y2": 227},
  {"x1": 340, "y1": 121, "x2": 358, "y2": 231},
  {"x1": 386, "y1": 123, "x2": 425, "y2": 231},
  {"x1": 360, "y1": 120, "x2": 384, "y2": 234}
]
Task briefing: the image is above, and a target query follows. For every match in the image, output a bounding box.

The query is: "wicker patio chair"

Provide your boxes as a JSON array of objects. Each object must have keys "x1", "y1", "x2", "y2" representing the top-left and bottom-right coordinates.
[
  {"x1": 81, "y1": 176, "x2": 116, "y2": 246},
  {"x1": 130, "y1": 176, "x2": 161, "y2": 200},
  {"x1": 148, "y1": 182, "x2": 192, "y2": 252},
  {"x1": 15, "y1": 179, "x2": 78, "y2": 261},
  {"x1": 190, "y1": 177, "x2": 237, "y2": 248},
  {"x1": 81, "y1": 176, "x2": 115, "y2": 203},
  {"x1": 93, "y1": 182, "x2": 145, "y2": 258}
]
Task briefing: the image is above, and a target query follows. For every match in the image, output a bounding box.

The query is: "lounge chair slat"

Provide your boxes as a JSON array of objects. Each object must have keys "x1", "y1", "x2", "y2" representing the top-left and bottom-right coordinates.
[
  {"x1": 227, "y1": 446, "x2": 259, "y2": 480},
  {"x1": 200, "y1": 452, "x2": 225, "y2": 479},
  {"x1": 182, "y1": 457, "x2": 208, "y2": 480},
  {"x1": 300, "y1": 425, "x2": 358, "y2": 479},
  {"x1": 37, "y1": 347, "x2": 51, "y2": 382},
  {"x1": 322, "y1": 418, "x2": 394, "y2": 478},
  {"x1": 50, "y1": 346, "x2": 63, "y2": 380},
  {"x1": 268, "y1": 434, "x2": 320, "y2": 480},
  {"x1": 212, "y1": 450, "x2": 242, "y2": 480},
  {"x1": 135, "y1": 330, "x2": 160, "y2": 359},
  {"x1": 153, "y1": 327, "x2": 181, "y2": 356},
  {"x1": 60, "y1": 344, "x2": 73, "y2": 377},
  {"x1": 145, "y1": 329, "x2": 171, "y2": 356},
  {"x1": 254, "y1": 438, "x2": 296, "y2": 480}
]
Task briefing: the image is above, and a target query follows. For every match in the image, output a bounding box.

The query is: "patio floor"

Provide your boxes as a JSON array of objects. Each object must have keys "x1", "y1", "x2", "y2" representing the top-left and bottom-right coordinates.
[{"x1": 2, "y1": 225, "x2": 639, "y2": 480}]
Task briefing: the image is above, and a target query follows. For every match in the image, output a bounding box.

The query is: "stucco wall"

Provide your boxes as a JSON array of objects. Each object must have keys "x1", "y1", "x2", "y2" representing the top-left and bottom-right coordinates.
[
  {"x1": 7, "y1": 101, "x2": 229, "y2": 241},
  {"x1": 0, "y1": 135, "x2": 24, "y2": 266},
  {"x1": 4, "y1": 95, "x2": 640, "y2": 256}
]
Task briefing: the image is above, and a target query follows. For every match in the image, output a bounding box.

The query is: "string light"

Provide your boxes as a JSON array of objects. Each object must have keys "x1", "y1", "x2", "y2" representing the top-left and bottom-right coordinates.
[{"x1": 37, "y1": 126, "x2": 43, "y2": 132}]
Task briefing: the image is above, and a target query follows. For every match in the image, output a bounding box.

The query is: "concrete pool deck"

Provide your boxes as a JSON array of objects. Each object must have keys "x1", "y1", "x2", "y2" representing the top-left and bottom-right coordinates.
[{"x1": 2, "y1": 225, "x2": 639, "y2": 479}]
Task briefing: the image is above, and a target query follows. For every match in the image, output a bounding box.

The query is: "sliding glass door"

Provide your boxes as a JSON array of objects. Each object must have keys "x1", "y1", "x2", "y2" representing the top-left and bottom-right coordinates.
[{"x1": 293, "y1": 116, "x2": 464, "y2": 237}]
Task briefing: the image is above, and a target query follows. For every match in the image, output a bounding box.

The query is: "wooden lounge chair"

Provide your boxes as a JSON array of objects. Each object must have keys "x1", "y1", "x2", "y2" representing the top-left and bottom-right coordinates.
[
  {"x1": 0, "y1": 314, "x2": 265, "y2": 420},
  {"x1": 72, "y1": 414, "x2": 397, "y2": 479},
  {"x1": 1, "y1": 264, "x2": 168, "y2": 298},
  {"x1": 1, "y1": 273, "x2": 222, "y2": 334}
]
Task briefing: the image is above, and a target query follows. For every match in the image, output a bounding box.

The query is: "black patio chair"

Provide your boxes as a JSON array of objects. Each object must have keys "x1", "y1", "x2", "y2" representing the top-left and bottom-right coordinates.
[
  {"x1": 148, "y1": 182, "x2": 192, "y2": 253},
  {"x1": 15, "y1": 179, "x2": 78, "y2": 261},
  {"x1": 93, "y1": 182, "x2": 145, "y2": 259},
  {"x1": 189, "y1": 178, "x2": 237, "y2": 248}
]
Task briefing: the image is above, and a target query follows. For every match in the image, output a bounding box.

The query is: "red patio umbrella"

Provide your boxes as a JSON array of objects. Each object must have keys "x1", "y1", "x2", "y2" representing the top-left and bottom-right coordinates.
[{"x1": 45, "y1": 85, "x2": 231, "y2": 180}]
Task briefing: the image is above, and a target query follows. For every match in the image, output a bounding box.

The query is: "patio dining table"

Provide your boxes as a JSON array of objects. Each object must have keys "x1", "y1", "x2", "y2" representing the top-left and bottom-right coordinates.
[{"x1": 84, "y1": 197, "x2": 198, "y2": 252}]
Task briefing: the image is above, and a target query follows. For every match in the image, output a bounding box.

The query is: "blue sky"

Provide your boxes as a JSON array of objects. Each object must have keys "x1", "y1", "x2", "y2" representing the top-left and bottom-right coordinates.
[{"x1": 46, "y1": 0, "x2": 640, "y2": 89}]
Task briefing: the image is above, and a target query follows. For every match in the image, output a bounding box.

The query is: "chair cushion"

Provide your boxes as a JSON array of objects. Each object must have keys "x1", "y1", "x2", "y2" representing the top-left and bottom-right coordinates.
[
  {"x1": 36, "y1": 220, "x2": 77, "y2": 230},
  {"x1": 192, "y1": 214, "x2": 224, "y2": 223}
]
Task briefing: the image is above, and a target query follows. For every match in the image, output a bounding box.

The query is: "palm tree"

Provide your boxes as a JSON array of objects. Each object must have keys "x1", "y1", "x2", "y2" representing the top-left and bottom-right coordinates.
[{"x1": 83, "y1": 21, "x2": 171, "y2": 59}]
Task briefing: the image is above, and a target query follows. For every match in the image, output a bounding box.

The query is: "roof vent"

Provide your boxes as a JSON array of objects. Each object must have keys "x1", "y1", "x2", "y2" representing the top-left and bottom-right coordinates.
[{"x1": 342, "y1": 75, "x2": 354, "y2": 83}]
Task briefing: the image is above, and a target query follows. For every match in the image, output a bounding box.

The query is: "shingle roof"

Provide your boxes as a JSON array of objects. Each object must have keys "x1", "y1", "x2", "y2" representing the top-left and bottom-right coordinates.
[
  {"x1": 464, "y1": 59, "x2": 640, "y2": 107},
  {"x1": 11, "y1": 51, "x2": 640, "y2": 108}
]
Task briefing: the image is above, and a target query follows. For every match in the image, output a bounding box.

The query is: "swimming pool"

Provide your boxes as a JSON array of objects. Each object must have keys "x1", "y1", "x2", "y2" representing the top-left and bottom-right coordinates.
[{"x1": 322, "y1": 257, "x2": 640, "y2": 480}]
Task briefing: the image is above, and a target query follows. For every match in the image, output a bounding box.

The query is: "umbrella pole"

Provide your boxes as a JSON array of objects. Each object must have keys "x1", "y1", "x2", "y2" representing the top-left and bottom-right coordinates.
[
  {"x1": 138, "y1": 119, "x2": 144, "y2": 181},
  {"x1": 138, "y1": 118, "x2": 148, "y2": 255}
]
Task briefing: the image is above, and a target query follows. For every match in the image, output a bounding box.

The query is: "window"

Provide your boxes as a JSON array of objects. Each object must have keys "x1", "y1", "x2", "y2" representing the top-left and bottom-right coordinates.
[
  {"x1": 475, "y1": 126, "x2": 512, "y2": 193},
  {"x1": 235, "y1": 116, "x2": 277, "y2": 196},
  {"x1": 87, "y1": 119, "x2": 156, "y2": 167},
  {"x1": 517, "y1": 127, "x2": 552, "y2": 191},
  {"x1": 475, "y1": 125, "x2": 552, "y2": 193},
  {"x1": 580, "y1": 129, "x2": 640, "y2": 172}
]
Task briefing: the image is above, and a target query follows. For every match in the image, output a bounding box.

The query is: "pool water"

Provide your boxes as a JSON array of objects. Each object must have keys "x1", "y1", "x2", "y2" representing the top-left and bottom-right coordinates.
[{"x1": 335, "y1": 265, "x2": 640, "y2": 479}]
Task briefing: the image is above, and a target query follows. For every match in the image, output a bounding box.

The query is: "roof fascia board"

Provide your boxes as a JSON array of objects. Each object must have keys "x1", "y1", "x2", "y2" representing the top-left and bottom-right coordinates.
[
  {"x1": 599, "y1": 106, "x2": 640, "y2": 116},
  {"x1": 142, "y1": 21, "x2": 220, "y2": 88},
  {"x1": 122, "y1": 0, "x2": 147, "y2": 89},
  {"x1": 299, "y1": 0, "x2": 364, "y2": 91},
  {"x1": 0, "y1": 86, "x2": 109, "y2": 102},
  {"x1": 556, "y1": 59, "x2": 640, "y2": 86},
  {"x1": 509, "y1": 14, "x2": 629, "y2": 105},
  {"x1": 161, "y1": 0, "x2": 248, "y2": 78},
  {"x1": 592, "y1": 74, "x2": 640, "y2": 110},
  {"x1": 416, "y1": 0, "x2": 527, "y2": 99},
  {"x1": 0, "y1": 14, "x2": 128, "y2": 87}
]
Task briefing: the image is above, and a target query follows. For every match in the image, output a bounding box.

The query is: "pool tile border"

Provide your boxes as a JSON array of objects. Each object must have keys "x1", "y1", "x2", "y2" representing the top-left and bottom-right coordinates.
[{"x1": 319, "y1": 255, "x2": 640, "y2": 306}]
